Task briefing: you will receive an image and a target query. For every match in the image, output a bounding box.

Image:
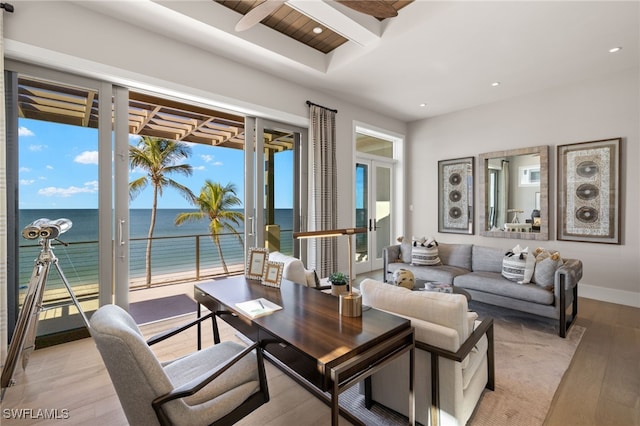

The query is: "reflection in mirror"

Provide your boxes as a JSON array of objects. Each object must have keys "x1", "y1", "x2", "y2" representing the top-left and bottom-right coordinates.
[{"x1": 479, "y1": 145, "x2": 549, "y2": 241}]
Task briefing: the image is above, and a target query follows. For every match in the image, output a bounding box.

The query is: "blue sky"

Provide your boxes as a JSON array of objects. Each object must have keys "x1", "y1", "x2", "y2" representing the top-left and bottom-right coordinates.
[{"x1": 18, "y1": 118, "x2": 293, "y2": 209}]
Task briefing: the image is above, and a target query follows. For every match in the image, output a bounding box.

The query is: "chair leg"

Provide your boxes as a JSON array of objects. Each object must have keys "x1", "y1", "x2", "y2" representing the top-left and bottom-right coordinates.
[{"x1": 486, "y1": 322, "x2": 495, "y2": 391}]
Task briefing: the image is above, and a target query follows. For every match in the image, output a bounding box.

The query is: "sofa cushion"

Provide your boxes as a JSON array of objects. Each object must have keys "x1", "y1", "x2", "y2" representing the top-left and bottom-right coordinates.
[
  {"x1": 399, "y1": 240, "x2": 413, "y2": 263},
  {"x1": 454, "y1": 272, "x2": 554, "y2": 305},
  {"x1": 472, "y1": 245, "x2": 505, "y2": 273},
  {"x1": 438, "y1": 243, "x2": 473, "y2": 270},
  {"x1": 387, "y1": 262, "x2": 469, "y2": 285}
]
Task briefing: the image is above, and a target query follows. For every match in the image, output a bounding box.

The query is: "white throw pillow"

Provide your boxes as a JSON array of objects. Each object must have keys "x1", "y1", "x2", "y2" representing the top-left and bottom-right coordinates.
[
  {"x1": 501, "y1": 245, "x2": 535, "y2": 284},
  {"x1": 411, "y1": 237, "x2": 441, "y2": 266}
]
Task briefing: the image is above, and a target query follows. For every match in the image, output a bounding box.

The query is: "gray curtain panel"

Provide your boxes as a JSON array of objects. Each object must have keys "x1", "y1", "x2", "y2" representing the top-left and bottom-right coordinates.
[{"x1": 308, "y1": 104, "x2": 337, "y2": 278}]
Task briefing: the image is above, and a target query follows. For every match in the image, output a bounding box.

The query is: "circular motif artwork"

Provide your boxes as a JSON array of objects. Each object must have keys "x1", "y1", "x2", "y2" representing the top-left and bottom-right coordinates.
[
  {"x1": 449, "y1": 190, "x2": 462, "y2": 202},
  {"x1": 575, "y1": 206, "x2": 598, "y2": 223},
  {"x1": 576, "y1": 183, "x2": 599, "y2": 200},
  {"x1": 449, "y1": 173, "x2": 462, "y2": 185},
  {"x1": 449, "y1": 207, "x2": 462, "y2": 219},
  {"x1": 576, "y1": 161, "x2": 598, "y2": 178}
]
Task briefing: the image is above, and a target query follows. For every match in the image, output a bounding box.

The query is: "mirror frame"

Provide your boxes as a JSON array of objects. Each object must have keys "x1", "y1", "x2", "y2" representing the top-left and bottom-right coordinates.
[{"x1": 478, "y1": 145, "x2": 549, "y2": 241}]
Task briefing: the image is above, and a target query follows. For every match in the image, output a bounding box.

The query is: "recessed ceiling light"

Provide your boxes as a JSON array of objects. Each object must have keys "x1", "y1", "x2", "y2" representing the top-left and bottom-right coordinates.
[
  {"x1": 609, "y1": 46, "x2": 622, "y2": 53},
  {"x1": 313, "y1": 27, "x2": 323, "y2": 34},
  {"x1": 419, "y1": 103, "x2": 427, "y2": 107},
  {"x1": 491, "y1": 82, "x2": 501, "y2": 87}
]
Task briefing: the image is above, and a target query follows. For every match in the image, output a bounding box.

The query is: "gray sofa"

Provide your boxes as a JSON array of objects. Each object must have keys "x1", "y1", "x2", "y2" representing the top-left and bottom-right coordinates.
[{"x1": 384, "y1": 242, "x2": 582, "y2": 337}]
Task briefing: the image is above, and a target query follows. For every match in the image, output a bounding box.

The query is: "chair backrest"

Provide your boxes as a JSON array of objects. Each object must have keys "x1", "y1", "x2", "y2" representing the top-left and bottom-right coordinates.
[
  {"x1": 360, "y1": 279, "x2": 473, "y2": 345},
  {"x1": 90, "y1": 304, "x2": 173, "y2": 426}
]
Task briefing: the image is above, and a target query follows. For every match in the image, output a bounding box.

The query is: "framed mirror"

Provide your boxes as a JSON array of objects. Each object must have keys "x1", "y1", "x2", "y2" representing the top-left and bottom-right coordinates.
[{"x1": 478, "y1": 145, "x2": 549, "y2": 240}]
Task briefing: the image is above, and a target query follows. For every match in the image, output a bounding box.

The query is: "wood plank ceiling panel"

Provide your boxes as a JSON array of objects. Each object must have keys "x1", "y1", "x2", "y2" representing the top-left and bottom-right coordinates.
[
  {"x1": 216, "y1": 1, "x2": 413, "y2": 54},
  {"x1": 17, "y1": 77, "x2": 295, "y2": 153}
]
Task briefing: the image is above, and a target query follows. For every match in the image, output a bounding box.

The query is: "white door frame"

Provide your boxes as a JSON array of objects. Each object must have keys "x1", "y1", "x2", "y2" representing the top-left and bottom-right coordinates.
[
  {"x1": 244, "y1": 118, "x2": 308, "y2": 262},
  {"x1": 352, "y1": 122, "x2": 405, "y2": 274}
]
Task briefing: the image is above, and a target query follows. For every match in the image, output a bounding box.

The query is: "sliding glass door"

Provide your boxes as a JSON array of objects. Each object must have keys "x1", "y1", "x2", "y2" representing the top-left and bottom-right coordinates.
[
  {"x1": 244, "y1": 118, "x2": 307, "y2": 260},
  {"x1": 6, "y1": 61, "x2": 129, "y2": 339}
]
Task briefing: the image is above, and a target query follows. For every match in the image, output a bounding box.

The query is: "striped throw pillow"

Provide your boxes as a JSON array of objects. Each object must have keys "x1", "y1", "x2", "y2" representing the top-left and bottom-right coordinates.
[
  {"x1": 501, "y1": 247, "x2": 535, "y2": 283},
  {"x1": 411, "y1": 239, "x2": 441, "y2": 266}
]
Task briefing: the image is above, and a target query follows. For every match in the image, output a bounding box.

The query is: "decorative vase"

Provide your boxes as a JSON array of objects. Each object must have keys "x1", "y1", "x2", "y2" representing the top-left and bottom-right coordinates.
[{"x1": 392, "y1": 268, "x2": 415, "y2": 289}]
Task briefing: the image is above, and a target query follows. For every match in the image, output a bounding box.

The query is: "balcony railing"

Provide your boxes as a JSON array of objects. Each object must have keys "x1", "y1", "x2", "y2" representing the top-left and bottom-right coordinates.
[{"x1": 18, "y1": 230, "x2": 294, "y2": 304}]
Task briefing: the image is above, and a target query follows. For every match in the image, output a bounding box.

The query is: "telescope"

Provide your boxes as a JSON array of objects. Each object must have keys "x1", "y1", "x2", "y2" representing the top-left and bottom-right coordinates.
[
  {"x1": 2, "y1": 217, "x2": 88, "y2": 401},
  {"x1": 21, "y1": 218, "x2": 72, "y2": 240}
]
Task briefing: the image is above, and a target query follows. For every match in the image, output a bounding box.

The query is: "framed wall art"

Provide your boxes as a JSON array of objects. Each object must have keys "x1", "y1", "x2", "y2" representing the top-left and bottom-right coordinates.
[
  {"x1": 438, "y1": 157, "x2": 474, "y2": 234},
  {"x1": 557, "y1": 138, "x2": 621, "y2": 244},
  {"x1": 262, "y1": 261, "x2": 284, "y2": 288},
  {"x1": 246, "y1": 247, "x2": 268, "y2": 279}
]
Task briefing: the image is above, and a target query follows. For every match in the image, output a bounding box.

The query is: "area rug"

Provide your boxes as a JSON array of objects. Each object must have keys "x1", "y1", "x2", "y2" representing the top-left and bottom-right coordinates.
[
  {"x1": 341, "y1": 301, "x2": 585, "y2": 426},
  {"x1": 129, "y1": 294, "x2": 197, "y2": 325}
]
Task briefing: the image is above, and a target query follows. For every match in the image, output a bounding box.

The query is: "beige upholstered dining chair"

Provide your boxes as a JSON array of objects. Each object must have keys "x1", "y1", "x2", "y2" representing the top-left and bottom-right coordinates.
[{"x1": 90, "y1": 304, "x2": 269, "y2": 426}]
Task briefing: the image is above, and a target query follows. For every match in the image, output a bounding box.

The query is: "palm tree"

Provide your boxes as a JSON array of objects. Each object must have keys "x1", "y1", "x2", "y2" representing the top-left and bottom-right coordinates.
[
  {"x1": 175, "y1": 180, "x2": 244, "y2": 275},
  {"x1": 129, "y1": 136, "x2": 195, "y2": 287}
]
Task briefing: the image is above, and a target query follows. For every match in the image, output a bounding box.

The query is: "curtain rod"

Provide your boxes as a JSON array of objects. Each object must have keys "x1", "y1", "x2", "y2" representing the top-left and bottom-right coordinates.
[
  {"x1": 306, "y1": 100, "x2": 337, "y2": 114},
  {"x1": 1, "y1": 3, "x2": 14, "y2": 12}
]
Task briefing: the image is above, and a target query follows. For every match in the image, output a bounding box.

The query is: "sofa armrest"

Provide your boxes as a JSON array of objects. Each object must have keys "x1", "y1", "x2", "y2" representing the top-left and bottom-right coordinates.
[
  {"x1": 556, "y1": 258, "x2": 583, "y2": 291},
  {"x1": 384, "y1": 245, "x2": 402, "y2": 281}
]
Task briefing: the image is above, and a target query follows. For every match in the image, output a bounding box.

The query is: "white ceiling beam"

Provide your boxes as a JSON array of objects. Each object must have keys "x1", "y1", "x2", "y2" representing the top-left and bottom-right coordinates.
[{"x1": 287, "y1": 0, "x2": 382, "y2": 47}]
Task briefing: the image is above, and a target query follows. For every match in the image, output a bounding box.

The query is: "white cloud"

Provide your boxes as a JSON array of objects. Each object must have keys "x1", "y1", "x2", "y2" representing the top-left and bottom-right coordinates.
[
  {"x1": 201, "y1": 154, "x2": 214, "y2": 163},
  {"x1": 38, "y1": 181, "x2": 98, "y2": 197},
  {"x1": 19, "y1": 126, "x2": 34, "y2": 137},
  {"x1": 213, "y1": 161, "x2": 223, "y2": 166},
  {"x1": 74, "y1": 151, "x2": 99, "y2": 165},
  {"x1": 20, "y1": 179, "x2": 35, "y2": 185},
  {"x1": 29, "y1": 144, "x2": 47, "y2": 152},
  {"x1": 193, "y1": 165, "x2": 206, "y2": 171},
  {"x1": 46, "y1": 165, "x2": 54, "y2": 170},
  {"x1": 19, "y1": 167, "x2": 31, "y2": 173}
]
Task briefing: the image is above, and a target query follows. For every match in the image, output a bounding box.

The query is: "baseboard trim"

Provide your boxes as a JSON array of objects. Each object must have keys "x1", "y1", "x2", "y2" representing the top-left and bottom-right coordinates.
[{"x1": 579, "y1": 284, "x2": 640, "y2": 308}]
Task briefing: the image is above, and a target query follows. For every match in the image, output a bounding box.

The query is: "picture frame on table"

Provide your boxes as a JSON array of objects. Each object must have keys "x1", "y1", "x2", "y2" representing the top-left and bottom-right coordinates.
[
  {"x1": 557, "y1": 138, "x2": 621, "y2": 244},
  {"x1": 246, "y1": 247, "x2": 268, "y2": 280},
  {"x1": 438, "y1": 156, "x2": 474, "y2": 234},
  {"x1": 262, "y1": 261, "x2": 284, "y2": 288}
]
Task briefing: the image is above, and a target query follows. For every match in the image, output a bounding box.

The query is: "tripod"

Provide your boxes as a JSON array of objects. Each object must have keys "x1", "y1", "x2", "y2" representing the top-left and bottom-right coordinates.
[{"x1": 1, "y1": 219, "x2": 90, "y2": 400}]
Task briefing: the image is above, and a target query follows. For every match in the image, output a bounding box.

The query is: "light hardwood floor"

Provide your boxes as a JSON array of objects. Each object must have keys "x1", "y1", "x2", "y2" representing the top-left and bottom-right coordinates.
[{"x1": 1, "y1": 277, "x2": 639, "y2": 425}]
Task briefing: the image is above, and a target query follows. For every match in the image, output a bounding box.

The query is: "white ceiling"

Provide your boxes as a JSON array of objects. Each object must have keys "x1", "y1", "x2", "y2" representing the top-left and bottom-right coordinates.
[{"x1": 78, "y1": 1, "x2": 639, "y2": 122}]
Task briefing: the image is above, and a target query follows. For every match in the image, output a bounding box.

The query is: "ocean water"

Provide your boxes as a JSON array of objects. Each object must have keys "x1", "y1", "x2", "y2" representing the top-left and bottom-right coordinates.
[{"x1": 18, "y1": 208, "x2": 294, "y2": 289}]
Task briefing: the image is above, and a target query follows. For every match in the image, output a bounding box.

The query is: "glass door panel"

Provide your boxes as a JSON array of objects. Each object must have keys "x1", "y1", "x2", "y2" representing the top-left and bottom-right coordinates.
[
  {"x1": 375, "y1": 165, "x2": 392, "y2": 262},
  {"x1": 355, "y1": 160, "x2": 392, "y2": 274},
  {"x1": 14, "y1": 74, "x2": 108, "y2": 337},
  {"x1": 355, "y1": 163, "x2": 369, "y2": 265},
  {"x1": 245, "y1": 119, "x2": 306, "y2": 263}
]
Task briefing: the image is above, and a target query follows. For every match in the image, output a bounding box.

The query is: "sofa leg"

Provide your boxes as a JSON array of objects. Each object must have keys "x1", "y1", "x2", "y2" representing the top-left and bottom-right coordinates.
[{"x1": 558, "y1": 276, "x2": 578, "y2": 338}]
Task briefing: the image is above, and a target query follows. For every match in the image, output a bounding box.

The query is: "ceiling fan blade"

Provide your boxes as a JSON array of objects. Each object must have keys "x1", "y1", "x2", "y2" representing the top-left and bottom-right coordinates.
[
  {"x1": 235, "y1": 0, "x2": 285, "y2": 32},
  {"x1": 336, "y1": 0, "x2": 398, "y2": 19}
]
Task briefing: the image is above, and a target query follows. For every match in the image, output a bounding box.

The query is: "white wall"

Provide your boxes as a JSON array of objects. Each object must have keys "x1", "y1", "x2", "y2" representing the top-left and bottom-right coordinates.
[
  {"x1": 407, "y1": 68, "x2": 640, "y2": 307},
  {"x1": 1, "y1": 1, "x2": 407, "y2": 274}
]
